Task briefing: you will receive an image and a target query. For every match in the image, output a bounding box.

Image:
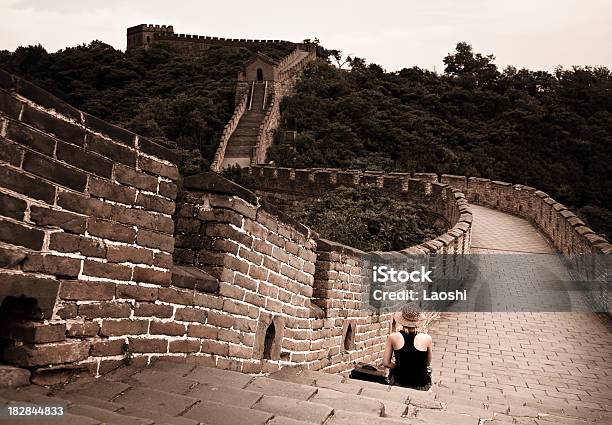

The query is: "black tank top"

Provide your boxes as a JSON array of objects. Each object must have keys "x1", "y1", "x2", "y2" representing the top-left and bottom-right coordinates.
[{"x1": 393, "y1": 330, "x2": 430, "y2": 387}]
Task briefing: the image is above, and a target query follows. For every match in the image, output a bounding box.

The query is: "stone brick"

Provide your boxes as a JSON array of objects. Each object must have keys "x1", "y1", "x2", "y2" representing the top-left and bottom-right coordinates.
[
  {"x1": 194, "y1": 292, "x2": 224, "y2": 310},
  {"x1": 3, "y1": 340, "x2": 90, "y2": 367},
  {"x1": 83, "y1": 259, "x2": 132, "y2": 281},
  {"x1": 0, "y1": 321, "x2": 66, "y2": 344},
  {"x1": 0, "y1": 166, "x2": 55, "y2": 203},
  {"x1": 153, "y1": 251, "x2": 172, "y2": 268},
  {"x1": 0, "y1": 246, "x2": 26, "y2": 268},
  {"x1": 207, "y1": 311, "x2": 235, "y2": 328},
  {"x1": 91, "y1": 339, "x2": 126, "y2": 356},
  {"x1": 115, "y1": 284, "x2": 158, "y2": 301},
  {"x1": 49, "y1": 233, "x2": 107, "y2": 257},
  {"x1": 150, "y1": 321, "x2": 185, "y2": 336},
  {"x1": 0, "y1": 365, "x2": 30, "y2": 388},
  {"x1": 20, "y1": 104, "x2": 85, "y2": 146},
  {"x1": 201, "y1": 340, "x2": 229, "y2": 356},
  {"x1": 128, "y1": 337, "x2": 168, "y2": 353},
  {"x1": 108, "y1": 203, "x2": 174, "y2": 234},
  {"x1": 138, "y1": 155, "x2": 179, "y2": 181},
  {"x1": 159, "y1": 287, "x2": 194, "y2": 305},
  {"x1": 0, "y1": 90, "x2": 22, "y2": 119},
  {"x1": 29, "y1": 205, "x2": 86, "y2": 233},
  {"x1": 169, "y1": 339, "x2": 200, "y2": 353},
  {"x1": 6, "y1": 121, "x2": 56, "y2": 156},
  {"x1": 100, "y1": 319, "x2": 149, "y2": 337},
  {"x1": 57, "y1": 303, "x2": 77, "y2": 319},
  {"x1": 0, "y1": 137, "x2": 24, "y2": 167},
  {"x1": 23, "y1": 254, "x2": 81, "y2": 278},
  {"x1": 56, "y1": 140, "x2": 113, "y2": 178},
  {"x1": 0, "y1": 192, "x2": 27, "y2": 220},
  {"x1": 175, "y1": 307, "x2": 207, "y2": 323},
  {"x1": 23, "y1": 151, "x2": 88, "y2": 192},
  {"x1": 0, "y1": 219, "x2": 45, "y2": 250},
  {"x1": 234, "y1": 273, "x2": 258, "y2": 291},
  {"x1": 136, "y1": 192, "x2": 175, "y2": 214},
  {"x1": 134, "y1": 302, "x2": 173, "y2": 318},
  {"x1": 133, "y1": 267, "x2": 171, "y2": 286},
  {"x1": 187, "y1": 324, "x2": 218, "y2": 339},
  {"x1": 78, "y1": 302, "x2": 131, "y2": 319},
  {"x1": 172, "y1": 265, "x2": 219, "y2": 293},
  {"x1": 57, "y1": 189, "x2": 111, "y2": 218},
  {"x1": 84, "y1": 114, "x2": 136, "y2": 147},
  {"x1": 88, "y1": 218, "x2": 136, "y2": 244},
  {"x1": 115, "y1": 164, "x2": 158, "y2": 191},
  {"x1": 89, "y1": 177, "x2": 137, "y2": 204},
  {"x1": 136, "y1": 229, "x2": 174, "y2": 253},
  {"x1": 107, "y1": 245, "x2": 154, "y2": 265},
  {"x1": 159, "y1": 181, "x2": 178, "y2": 199},
  {"x1": 66, "y1": 320, "x2": 100, "y2": 338},
  {"x1": 85, "y1": 133, "x2": 137, "y2": 166},
  {"x1": 60, "y1": 279, "x2": 115, "y2": 302}
]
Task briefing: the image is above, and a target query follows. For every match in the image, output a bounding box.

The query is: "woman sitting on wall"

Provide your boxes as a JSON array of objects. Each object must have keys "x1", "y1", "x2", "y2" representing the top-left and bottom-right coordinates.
[{"x1": 383, "y1": 309, "x2": 433, "y2": 390}]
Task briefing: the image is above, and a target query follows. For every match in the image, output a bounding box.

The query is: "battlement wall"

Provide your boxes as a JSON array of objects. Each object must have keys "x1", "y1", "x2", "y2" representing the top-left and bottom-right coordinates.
[
  {"x1": 247, "y1": 166, "x2": 473, "y2": 256},
  {"x1": 126, "y1": 24, "x2": 296, "y2": 52},
  {"x1": 173, "y1": 173, "x2": 405, "y2": 373},
  {"x1": 0, "y1": 69, "x2": 184, "y2": 378}
]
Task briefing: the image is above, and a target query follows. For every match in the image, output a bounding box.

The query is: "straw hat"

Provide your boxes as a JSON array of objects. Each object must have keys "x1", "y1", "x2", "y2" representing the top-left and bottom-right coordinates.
[{"x1": 393, "y1": 309, "x2": 420, "y2": 328}]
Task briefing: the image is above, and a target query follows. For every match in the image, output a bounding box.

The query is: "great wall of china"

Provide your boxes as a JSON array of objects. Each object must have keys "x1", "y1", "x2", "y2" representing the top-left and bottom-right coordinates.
[{"x1": 0, "y1": 25, "x2": 609, "y2": 424}]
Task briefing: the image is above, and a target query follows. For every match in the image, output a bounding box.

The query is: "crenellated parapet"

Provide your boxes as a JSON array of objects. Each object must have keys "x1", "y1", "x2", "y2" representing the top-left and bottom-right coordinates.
[{"x1": 126, "y1": 24, "x2": 296, "y2": 52}]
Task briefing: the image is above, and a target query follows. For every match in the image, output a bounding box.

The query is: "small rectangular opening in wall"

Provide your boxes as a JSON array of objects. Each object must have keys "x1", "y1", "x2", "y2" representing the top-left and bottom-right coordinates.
[
  {"x1": 342, "y1": 320, "x2": 356, "y2": 352},
  {"x1": 263, "y1": 322, "x2": 276, "y2": 360}
]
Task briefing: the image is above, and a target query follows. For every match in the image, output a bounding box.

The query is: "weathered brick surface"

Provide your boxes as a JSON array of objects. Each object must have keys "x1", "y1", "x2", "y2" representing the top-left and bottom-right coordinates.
[{"x1": 0, "y1": 72, "x2": 178, "y2": 373}]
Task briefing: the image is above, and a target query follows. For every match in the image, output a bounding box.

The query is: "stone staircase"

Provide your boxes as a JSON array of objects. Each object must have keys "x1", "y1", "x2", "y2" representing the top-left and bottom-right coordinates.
[
  {"x1": 222, "y1": 83, "x2": 267, "y2": 168},
  {"x1": 2, "y1": 360, "x2": 608, "y2": 424}
]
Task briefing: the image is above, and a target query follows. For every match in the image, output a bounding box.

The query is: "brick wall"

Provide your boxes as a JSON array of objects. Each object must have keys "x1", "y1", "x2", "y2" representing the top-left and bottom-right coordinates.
[
  {"x1": 127, "y1": 24, "x2": 296, "y2": 53},
  {"x1": 247, "y1": 166, "x2": 473, "y2": 256},
  {"x1": 0, "y1": 69, "x2": 183, "y2": 378},
  {"x1": 173, "y1": 173, "x2": 419, "y2": 373}
]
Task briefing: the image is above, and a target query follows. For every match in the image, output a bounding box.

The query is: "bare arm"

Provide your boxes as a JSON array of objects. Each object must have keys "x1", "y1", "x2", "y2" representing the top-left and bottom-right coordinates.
[
  {"x1": 383, "y1": 334, "x2": 395, "y2": 369},
  {"x1": 426, "y1": 335, "x2": 433, "y2": 366}
]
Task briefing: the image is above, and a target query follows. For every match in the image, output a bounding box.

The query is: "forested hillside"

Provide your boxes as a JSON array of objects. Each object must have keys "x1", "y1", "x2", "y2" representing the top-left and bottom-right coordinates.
[
  {"x1": 268, "y1": 43, "x2": 612, "y2": 240},
  {"x1": 0, "y1": 40, "x2": 293, "y2": 174},
  {"x1": 0, "y1": 41, "x2": 609, "y2": 240}
]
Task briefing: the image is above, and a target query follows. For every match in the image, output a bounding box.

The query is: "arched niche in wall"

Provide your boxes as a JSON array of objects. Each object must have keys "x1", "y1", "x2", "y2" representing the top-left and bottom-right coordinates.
[
  {"x1": 341, "y1": 319, "x2": 357, "y2": 352},
  {"x1": 254, "y1": 312, "x2": 284, "y2": 360}
]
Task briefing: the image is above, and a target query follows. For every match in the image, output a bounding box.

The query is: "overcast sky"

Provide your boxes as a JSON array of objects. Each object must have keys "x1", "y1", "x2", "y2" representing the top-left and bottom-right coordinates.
[{"x1": 1, "y1": 0, "x2": 611, "y2": 72}]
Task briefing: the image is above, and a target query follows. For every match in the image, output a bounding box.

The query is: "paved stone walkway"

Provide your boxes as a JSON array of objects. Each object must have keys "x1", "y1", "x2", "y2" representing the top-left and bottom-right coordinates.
[{"x1": 430, "y1": 205, "x2": 612, "y2": 422}]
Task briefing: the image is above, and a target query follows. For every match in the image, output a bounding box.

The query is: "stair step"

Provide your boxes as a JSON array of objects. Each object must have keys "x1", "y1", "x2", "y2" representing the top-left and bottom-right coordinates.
[
  {"x1": 183, "y1": 400, "x2": 273, "y2": 425},
  {"x1": 325, "y1": 409, "x2": 415, "y2": 425},
  {"x1": 225, "y1": 147, "x2": 254, "y2": 156},
  {"x1": 111, "y1": 387, "x2": 199, "y2": 416},
  {"x1": 244, "y1": 377, "x2": 317, "y2": 401},
  {"x1": 186, "y1": 382, "x2": 263, "y2": 409},
  {"x1": 251, "y1": 395, "x2": 333, "y2": 424}
]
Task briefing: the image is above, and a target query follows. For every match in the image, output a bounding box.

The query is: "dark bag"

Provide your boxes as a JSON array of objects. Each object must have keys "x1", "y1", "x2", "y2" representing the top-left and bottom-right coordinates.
[{"x1": 349, "y1": 363, "x2": 387, "y2": 384}]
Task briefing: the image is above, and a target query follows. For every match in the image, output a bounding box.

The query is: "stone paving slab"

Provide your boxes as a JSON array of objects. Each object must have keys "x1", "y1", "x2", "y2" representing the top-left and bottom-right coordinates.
[
  {"x1": 187, "y1": 365, "x2": 254, "y2": 388},
  {"x1": 325, "y1": 409, "x2": 420, "y2": 425},
  {"x1": 112, "y1": 386, "x2": 198, "y2": 416},
  {"x1": 186, "y1": 382, "x2": 263, "y2": 408},
  {"x1": 121, "y1": 369, "x2": 200, "y2": 395},
  {"x1": 68, "y1": 404, "x2": 153, "y2": 425},
  {"x1": 245, "y1": 377, "x2": 317, "y2": 400},
  {"x1": 183, "y1": 400, "x2": 273, "y2": 425},
  {"x1": 252, "y1": 395, "x2": 333, "y2": 424},
  {"x1": 309, "y1": 387, "x2": 383, "y2": 416}
]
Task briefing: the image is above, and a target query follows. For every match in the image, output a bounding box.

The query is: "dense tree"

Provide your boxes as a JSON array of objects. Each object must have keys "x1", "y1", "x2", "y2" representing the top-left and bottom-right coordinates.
[
  {"x1": 1, "y1": 41, "x2": 609, "y2": 241},
  {"x1": 267, "y1": 43, "x2": 612, "y2": 240},
  {"x1": 0, "y1": 40, "x2": 294, "y2": 175}
]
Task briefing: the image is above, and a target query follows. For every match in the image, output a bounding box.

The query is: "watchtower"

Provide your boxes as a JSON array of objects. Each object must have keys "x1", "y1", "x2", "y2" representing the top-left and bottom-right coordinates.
[{"x1": 126, "y1": 24, "x2": 174, "y2": 50}]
